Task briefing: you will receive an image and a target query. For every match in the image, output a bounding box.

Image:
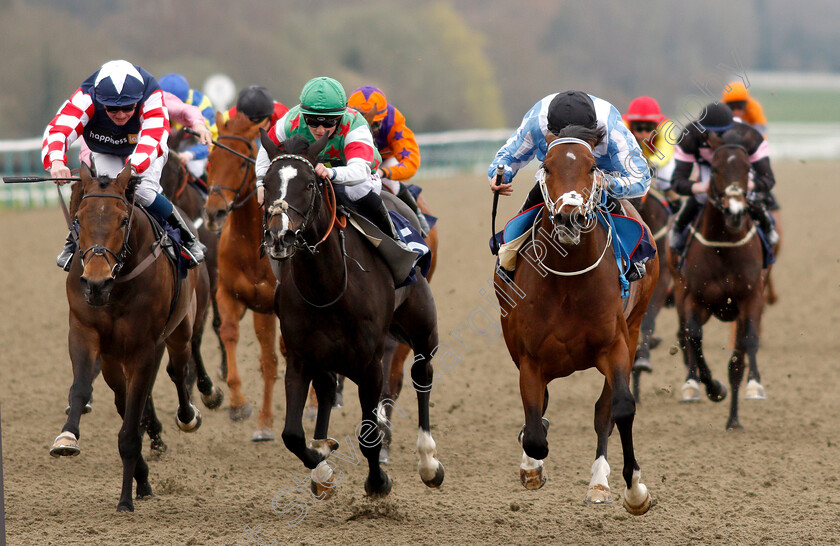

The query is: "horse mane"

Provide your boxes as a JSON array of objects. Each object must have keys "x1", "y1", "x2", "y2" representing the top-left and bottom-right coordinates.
[
  {"x1": 284, "y1": 135, "x2": 311, "y2": 156},
  {"x1": 555, "y1": 125, "x2": 606, "y2": 147}
]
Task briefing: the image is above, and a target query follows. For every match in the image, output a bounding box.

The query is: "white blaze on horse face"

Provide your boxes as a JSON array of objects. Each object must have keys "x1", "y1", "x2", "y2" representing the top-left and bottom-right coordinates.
[
  {"x1": 728, "y1": 197, "x2": 745, "y2": 215},
  {"x1": 276, "y1": 164, "x2": 299, "y2": 233}
]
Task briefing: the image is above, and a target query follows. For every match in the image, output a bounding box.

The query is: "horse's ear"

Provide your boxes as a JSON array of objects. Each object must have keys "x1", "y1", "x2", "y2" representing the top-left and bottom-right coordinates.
[
  {"x1": 259, "y1": 128, "x2": 280, "y2": 159},
  {"x1": 114, "y1": 164, "x2": 133, "y2": 194},
  {"x1": 707, "y1": 131, "x2": 724, "y2": 150},
  {"x1": 80, "y1": 161, "x2": 97, "y2": 192},
  {"x1": 215, "y1": 111, "x2": 226, "y2": 131},
  {"x1": 308, "y1": 131, "x2": 330, "y2": 161}
]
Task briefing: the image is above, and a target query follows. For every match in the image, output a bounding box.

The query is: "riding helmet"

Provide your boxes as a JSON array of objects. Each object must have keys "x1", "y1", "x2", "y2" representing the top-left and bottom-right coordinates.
[
  {"x1": 697, "y1": 102, "x2": 734, "y2": 132},
  {"x1": 623, "y1": 96, "x2": 665, "y2": 123},
  {"x1": 348, "y1": 86, "x2": 388, "y2": 122},
  {"x1": 236, "y1": 85, "x2": 274, "y2": 119},
  {"x1": 547, "y1": 90, "x2": 597, "y2": 135},
  {"x1": 93, "y1": 60, "x2": 146, "y2": 107},
  {"x1": 299, "y1": 77, "x2": 347, "y2": 117},
  {"x1": 159, "y1": 73, "x2": 190, "y2": 102}
]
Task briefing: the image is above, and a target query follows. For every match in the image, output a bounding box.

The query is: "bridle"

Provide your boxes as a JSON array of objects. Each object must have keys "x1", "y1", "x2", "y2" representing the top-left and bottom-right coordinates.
[
  {"x1": 264, "y1": 153, "x2": 348, "y2": 308},
  {"x1": 706, "y1": 144, "x2": 749, "y2": 214},
  {"x1": 77, "y1": 192, "x2": 135, "y2": 277},
  {"x1": 208, "y1": 134, "x2": 258, "y2": 211}
]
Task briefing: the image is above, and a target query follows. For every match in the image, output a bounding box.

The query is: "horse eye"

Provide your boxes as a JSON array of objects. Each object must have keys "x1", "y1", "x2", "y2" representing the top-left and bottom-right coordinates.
[
  {"x1": 121, "y1": 217, "x2": 129, "y2": 226},
  {"x1": 590, "y1": 165, "x2": 597, "y2": 173}
]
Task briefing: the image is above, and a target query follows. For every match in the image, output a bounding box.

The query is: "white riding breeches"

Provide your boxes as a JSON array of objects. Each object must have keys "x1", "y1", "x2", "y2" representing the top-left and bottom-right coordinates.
[{"x1": 88, "y1": 152, "x2": 168, "y2": 207}]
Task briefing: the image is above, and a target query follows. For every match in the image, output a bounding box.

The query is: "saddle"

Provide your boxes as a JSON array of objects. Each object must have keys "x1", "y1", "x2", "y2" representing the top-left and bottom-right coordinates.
[
  {"x1": 139, "y1": 206, "x2": 190, "y2": 279},
  {"x1": 491, "y1": 202, "x2": 656, "y2": 297}
]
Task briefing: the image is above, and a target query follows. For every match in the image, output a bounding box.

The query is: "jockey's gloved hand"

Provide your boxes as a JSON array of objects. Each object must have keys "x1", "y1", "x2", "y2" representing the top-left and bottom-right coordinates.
[{"x1": 489, "y1": 165, "x2": 514, "y2": 195}]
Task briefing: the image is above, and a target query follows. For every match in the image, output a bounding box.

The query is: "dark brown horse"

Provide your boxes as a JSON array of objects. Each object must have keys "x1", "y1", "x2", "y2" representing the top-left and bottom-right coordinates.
[
  {"x1": 669, "y1": 137, "x2": 768, "y2": 429},
  {"x1": 495, "y1": 127, "x2": 658, "y2": 515},
  {"x1": 631, "y1": 186, "x2": 673, "y2": 400},
  {"x1": 205, "y1": 113, "x2": 281, "y2": 441},
  {"x1": 260, "y1": 132, "x2": 444, "y2": 498},
  {"x1": 51, "y1": 164, "x2": 210, "y2": 511}
]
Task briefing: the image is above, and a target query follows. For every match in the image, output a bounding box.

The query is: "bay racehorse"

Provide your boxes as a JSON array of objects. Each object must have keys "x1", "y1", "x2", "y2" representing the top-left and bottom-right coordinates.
[
  {"x1": 205, "y1": 113, "x2": 281, "y2": 441},
  {"x1": 669, "y1": 135, "x2": 769, "y2": 429},
  {"x1": 161, "y1": 130, "x2": 225, "y2": 394},
  {"x1": 261, "y1": 132, "x2": 444, "y2": 498},
  {"x1": 495, "y1": 127, "x2": 658, "y2": 515},
  {"x1": 631, "y1": 186, "x2": 673, "y2": 401},
  {"x1": 52, "y1": 164, "x2": 211, "y2": 511}
]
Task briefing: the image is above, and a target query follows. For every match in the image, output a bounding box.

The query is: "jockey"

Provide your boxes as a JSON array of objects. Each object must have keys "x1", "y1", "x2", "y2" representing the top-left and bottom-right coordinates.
[
  {"x1": 721, "y1": 81, "x2": 768, "y2": 135},
  {"x1": 347, "y1": 85, "x2": 429, "y2": 235},
  {"x1": 668, "y1": 102, "x2": 779, "y2": 253},
  {"x1": 221, "y1": 85, "x2": 290, "y2": 129},
  {"x1": 488, "y1": 90, "x2": 651, "y2": 214},
  {"x1": 622, "y1": 96, "x2": 681, "y2": 212},
  {"x1": 255, "y1": 77, "x2": 406, "y2": 246},
  {"x1": 42, "y1": 59, "x2": 206, "y2": 271},
  {"x1": 158, "y1": 73, "x2": 218, "y2": 179}
]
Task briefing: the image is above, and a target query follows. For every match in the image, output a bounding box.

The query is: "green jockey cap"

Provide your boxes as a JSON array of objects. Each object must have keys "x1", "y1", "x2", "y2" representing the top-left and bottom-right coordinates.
[{"x1": 299, "y1": 77, "x2": 347, "y2": 117}]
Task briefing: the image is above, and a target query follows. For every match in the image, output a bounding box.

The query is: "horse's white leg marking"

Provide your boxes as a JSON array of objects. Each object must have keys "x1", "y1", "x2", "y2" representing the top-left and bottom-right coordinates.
[
  {"x1": 520, "y1": 450, "x2": 543, "y2": 471},
  {"x1": 417, "y1": 428, "x2": 439, "y2": 482},
  {"x1": 586, "y1": 455, "x2": 612, "y2": 503},
  {"x1": 680, "y1": 378, "x2": 702, "y2": 402},
  {"x1": 623, "y1": 468, "x2": 652, "y2": 515},
  {"x1": 744, "y1": 379, "x2": 767, "y2": 400}
]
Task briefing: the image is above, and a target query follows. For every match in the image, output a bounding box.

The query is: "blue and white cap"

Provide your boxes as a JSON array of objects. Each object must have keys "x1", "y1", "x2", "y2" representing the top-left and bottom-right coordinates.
[{"x1": 93, "y1": 60, "x2": 145, "y2": 106}]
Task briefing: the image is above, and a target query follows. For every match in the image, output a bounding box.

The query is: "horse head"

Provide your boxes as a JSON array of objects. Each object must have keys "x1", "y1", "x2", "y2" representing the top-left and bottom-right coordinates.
[
  {"x1": 205, "y1": 112, "x2": 260, "y2": 232},
  {"x1": 708, "y1": 132, "x2": 751, "y2": 231},
  {"x1": 540, "y1": 125, "x2": 606, "y2": 245},
  {"x1": 259, "y1": 131, "x2": 330, "y2": 260},
  {"x1": 75, "y1": 162, "x2": 137, "y2": 306}
]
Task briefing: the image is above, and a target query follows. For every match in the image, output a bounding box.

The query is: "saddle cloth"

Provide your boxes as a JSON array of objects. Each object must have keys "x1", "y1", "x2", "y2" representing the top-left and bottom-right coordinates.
[{"x1": 141, "y1": 207, "x2": 190, "y2": 279}]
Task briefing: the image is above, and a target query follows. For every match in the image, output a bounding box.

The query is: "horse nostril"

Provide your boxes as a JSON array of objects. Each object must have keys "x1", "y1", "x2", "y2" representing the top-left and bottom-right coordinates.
[{"x1": 282, "y1": 231, "x2": 296, "y2": 247}]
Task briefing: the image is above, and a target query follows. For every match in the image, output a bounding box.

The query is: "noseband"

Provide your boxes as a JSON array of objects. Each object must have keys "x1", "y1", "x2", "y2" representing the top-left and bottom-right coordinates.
[
  {"x1": 538, "y1": 138, "x2": 605, "y2": 227},
  {"x1": 77, "y1": 192, "x2": 134, "y2": 276},
  {"x1": 708, "y1": 144, "x2": 749, "y2": 212},
  {"x1": 208, "y1": 135, "x2": 258, "y2": 211},
  {"x1": 264, "y1": 153, "x2": 324, "y2": 256}
]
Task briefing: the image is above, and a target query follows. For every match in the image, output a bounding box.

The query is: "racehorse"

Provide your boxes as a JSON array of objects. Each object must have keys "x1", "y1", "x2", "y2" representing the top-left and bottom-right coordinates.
[
  {"x1": 669, "y1": 135, "x2": 769, "y2": 429},
  {"x1": 631, "y1": 187, "x2": 673, "y2": 401},
  {"x1": 205, "y1": 113, "x2": 281, "y2": 441},
  {"x1": 52, "y1": 164, "x2": 211, "y2": 511},
  {"x1": 161, "y1": 129, "x2": 225, "y2": 391},
  {"x1": 495, "y1": 127, "x2": 658, "y2": 515},
  {"x1": 260, "y1": 132, "x2": 444, "y2": 498}
]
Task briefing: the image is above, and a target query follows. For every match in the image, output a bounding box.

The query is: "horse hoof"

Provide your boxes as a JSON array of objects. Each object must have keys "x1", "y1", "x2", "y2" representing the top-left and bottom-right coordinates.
[
  {"x1": 149, "y1": 437, "x2": 168, "y2": 457},
  {"x1": 744, "y1": 379, "x2": 766, "y2": 400},
  {"x1": 136, "y1": 483, "x2": 154, "y2": 500},
  {"x1": 726, "y1": 420, "x2": 744, "y2": 431},
  {"x1": 707, "y1": 380, "x2": 728, "y2": 402},
  {"x1": 229, "y1": 402, "x2": 253, "y2": 422},
  {"x1": 176, "y1": 403, "x2": 202, "y2": 432},
  {"x1": 50, "y1": 431, "x2": 80, "y2": 458},
  {"x1": 585, "y1": 484, "x2": 613, "y2": 504},
  {"x1": 251, "y1": 427, "x2": 275, "y2": 442},
  {"x1": 65, "y1": 401, "x2": 93, "y2": 415},
  {"x1": 379, "y1": 447, "x2": 390, "y2": 465},
  {"x1": 633, "y1": 358, "x2": 653, "y2": 374},
  {"x1": 623, "y1": 490, "x2": 652, "y2": 515},
  {"x1": 679, "y1": 379, "x2": 701, "y2": 403},
  {"x1": 520, "y1": 464, "x2": 547, "y2": 490},
  {"x1": 303, "y1": 404, "x2": 317, "y2": 421},
  {"x1": 364, "y1": 472, "x2": 393, "y2": 498},
  {"x1": 201, "y1": 386, "x2": 224, "y2": 410},
  {"x1": 333, "y1": 392, "x2": 343, "y2": 409},
  {"x1": 116, "y1": 502, "x2": 134, "y2": 513},
  {"x1": 649, "y1": 336, "x2": 662, "y2": 349},
  {"x1": 421, "y1": 461, "x2": 445, "y2": 488},
  {"x1": 310, "y1": 461, "x2": 337, "y2": 500}
]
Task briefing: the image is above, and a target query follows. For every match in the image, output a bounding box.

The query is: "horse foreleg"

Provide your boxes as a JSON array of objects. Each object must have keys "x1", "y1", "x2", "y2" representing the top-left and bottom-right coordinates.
[
  {"x1": 116, "y1": 354, "x2": 157, "y2": 512},
  {"x1": 217, "y1": 286, "x2": 251, "y2": 421},
  {"x1": 410, "y1": 350, "x2": 445, "y2": 489},
  {"x1": 52, "y1": 321, "x2": 100, "y2": 458},
  {"x1": 378, "y1": 336, "x2": 408, "y2": 464},
  {"x1": 682, "y1": 304, "x2": 726, "y2": 403},
  {"x1": 252, "y1": 311, "x2": 278, "y2": 441},
  {"x1": 281, "y1": 364, "x2": 326, "y2": 469},
  {"x1": 730, "y1": 298, "x2": 764, "y2": 428},
  {"x1": 606, "y1": 348, "x2": 651, "y2": 515},
  {"x1": 357, "y1": 367, "x2": 392, "y2": 498},
  {"x1": 588, "y1": 379, "x2": 614, "y2": 504},
  {"x1": 518, "y1": 360, "x2": 548, "y2": 490}
]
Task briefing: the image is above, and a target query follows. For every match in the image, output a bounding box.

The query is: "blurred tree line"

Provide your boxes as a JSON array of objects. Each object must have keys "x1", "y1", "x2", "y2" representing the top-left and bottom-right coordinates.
[{"x1": 1, "y1": 0, "x2": 838, "y2": 138}]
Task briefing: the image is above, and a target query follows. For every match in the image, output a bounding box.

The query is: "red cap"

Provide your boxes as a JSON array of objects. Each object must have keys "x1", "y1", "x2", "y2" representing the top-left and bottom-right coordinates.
[{"x1": 623, "y1": 96, "x2": 665, "y2": 123}]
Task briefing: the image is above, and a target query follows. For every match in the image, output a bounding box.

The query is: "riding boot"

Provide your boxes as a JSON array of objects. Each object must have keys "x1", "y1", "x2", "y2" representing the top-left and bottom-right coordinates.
[
  {"x1": 748, "y1": 198, "x2": 779, "y2": 245},
  {"x1": 354, "y1": 191, "x2": 400, "y2": 241},
  {"x1": 668, "y1": 195, "x2": 702, "y2": 252},
  {"x1": 396, "y1": 183, "x2": 430, "y2": 236},
  {"x1": 168, "y1": 209, "x2": 206, "y2": 268},
  {"x1": 57, "y1": 231, "x2": 76, "y2": 272},
  {"x1": 518, "y1": 183, "x2": 544, "y2": 213}
]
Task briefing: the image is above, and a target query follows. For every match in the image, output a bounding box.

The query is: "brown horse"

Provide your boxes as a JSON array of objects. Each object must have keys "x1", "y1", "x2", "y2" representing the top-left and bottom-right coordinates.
[
  {"x1": 51, "y1": 164, "x2": 208, "y2": 511},
  {"x1": 631, "y1": 186, "x2": 673, "y2": 400},
  {"x1": 205, "y1": 113, "x2": 281, "y2": 441},
  {"x1": 261, "y1": 132, "x2": 444, "y2": 498},
  {"x1": 495, "y1": 127, "x2": 658, "y2": 515},
  {"x1": 669, "y1": 137, "x2": 769, "y2": 429}
]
